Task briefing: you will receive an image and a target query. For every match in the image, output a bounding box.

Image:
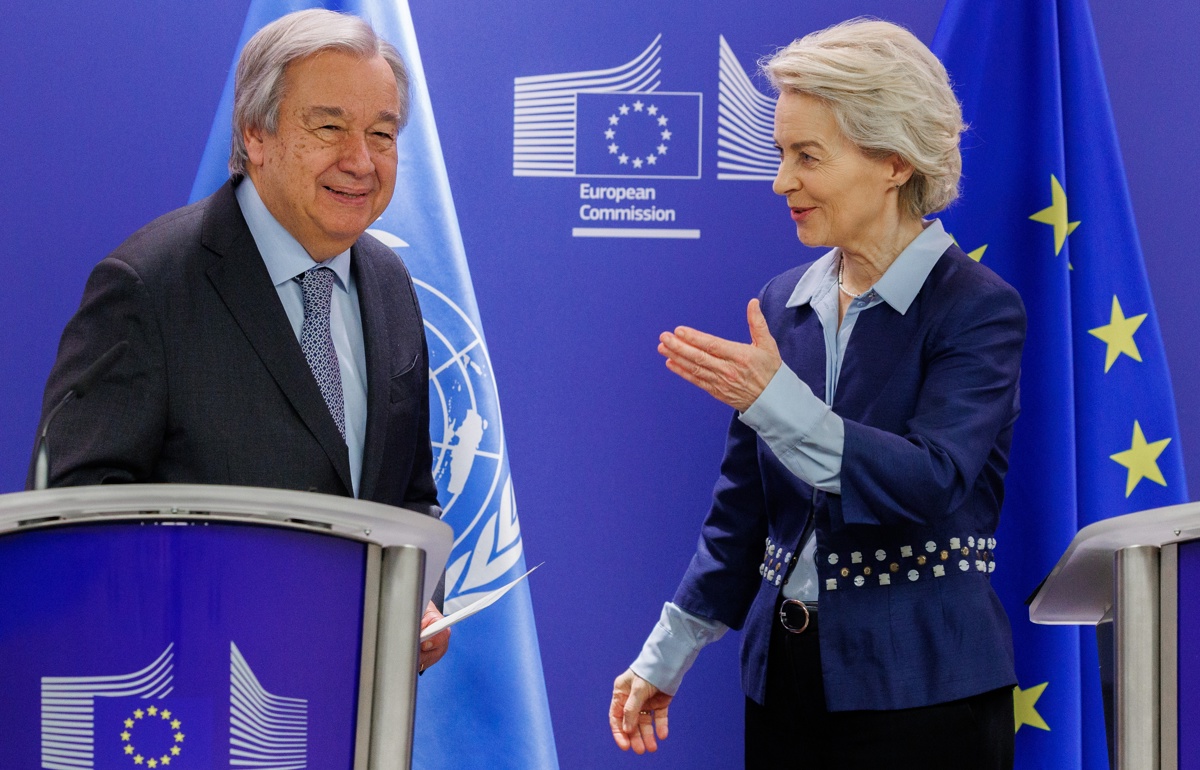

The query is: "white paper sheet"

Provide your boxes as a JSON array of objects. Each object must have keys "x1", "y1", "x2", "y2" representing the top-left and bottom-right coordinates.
[{"x1": 420, "y1": 563, "x2": 541, "y2": 642}]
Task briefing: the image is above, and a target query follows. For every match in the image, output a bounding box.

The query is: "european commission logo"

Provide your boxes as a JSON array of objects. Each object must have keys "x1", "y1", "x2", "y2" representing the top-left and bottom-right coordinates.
[
  {"x1": 512, "y1": 35, "x2": 778, "y2": 241},
  {"x1": 512, "y1": 35, "x2": 781, "y2": 182},
  {"x1": 513, "y1": 35, "x2": 702, "y2": 179},
  {"x1": 39, "y1": 642, "x2": 307, "y2": 769}
]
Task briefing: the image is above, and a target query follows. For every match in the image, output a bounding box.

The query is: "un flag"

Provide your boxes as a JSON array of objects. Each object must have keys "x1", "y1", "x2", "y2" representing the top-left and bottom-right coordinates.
[
  {"x1": 574, "y1": 91, "x2": 701, "y2": 178},
  {"x1": 188, "y1": 1, "x2": 560, "y2": 768}
]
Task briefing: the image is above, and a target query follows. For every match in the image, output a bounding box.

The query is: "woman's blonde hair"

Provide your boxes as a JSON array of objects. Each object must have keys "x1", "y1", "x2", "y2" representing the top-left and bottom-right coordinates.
[{"x1": 762, "y1": 19, "x2": 965, "y2": 218}]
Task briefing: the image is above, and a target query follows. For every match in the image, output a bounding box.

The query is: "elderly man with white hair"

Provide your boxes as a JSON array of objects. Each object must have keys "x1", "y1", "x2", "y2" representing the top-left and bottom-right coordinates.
[
  {"x1": 32, "y1": 9, "x2": 451, "y2": 672},
  {"x1": 610, "y1": 18, "x2": 1025, "y2": 769}
]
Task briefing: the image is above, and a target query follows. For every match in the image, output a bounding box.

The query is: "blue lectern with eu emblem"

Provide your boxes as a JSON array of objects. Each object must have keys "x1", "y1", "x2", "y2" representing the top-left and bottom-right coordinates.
[
  {"x1": 0, "y1": 484, "x2": 452, "y2": 770},
  {"x1": 1030, "y1": 502, "x2": 1200, "y2": 770}
]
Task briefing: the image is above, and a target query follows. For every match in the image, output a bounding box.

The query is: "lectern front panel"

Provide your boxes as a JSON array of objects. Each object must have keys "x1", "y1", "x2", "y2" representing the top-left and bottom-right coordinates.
[
  {"x1": 0, "y1": 519, "x2": 368, "y2": 769},
  {"x1": 1177, "y1": 540, "x2": 1200, "y2": 768}
]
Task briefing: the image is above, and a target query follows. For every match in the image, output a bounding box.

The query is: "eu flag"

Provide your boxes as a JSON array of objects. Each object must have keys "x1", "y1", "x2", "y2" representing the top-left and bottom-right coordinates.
[
  {"x1": 933, "y1": 0, "x2": 1187, "y2": 766},
  {"x1": 191, "y1": 1, "x2": 558, "y2": 768},
  {"x1": 93, "y1": 696, "x2": 215, "y2": 769},
  {"x1": 574, "y1": 91, "x2": 702, "y2": 178}
]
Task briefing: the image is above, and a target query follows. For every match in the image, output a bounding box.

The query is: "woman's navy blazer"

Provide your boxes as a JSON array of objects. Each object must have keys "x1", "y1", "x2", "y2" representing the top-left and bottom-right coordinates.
[{"x1": 673, "y1": 243, "x2": 1027, "y2": 711}]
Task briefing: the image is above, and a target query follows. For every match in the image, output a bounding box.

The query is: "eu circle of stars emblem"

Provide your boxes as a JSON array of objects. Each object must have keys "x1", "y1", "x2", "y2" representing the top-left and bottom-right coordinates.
[
  {"x1": 120, "y1": 703, "x2": 184, "y2": 767},
  {"x1": 603, "y1": 99, "x2": 673, "y2": 170}
]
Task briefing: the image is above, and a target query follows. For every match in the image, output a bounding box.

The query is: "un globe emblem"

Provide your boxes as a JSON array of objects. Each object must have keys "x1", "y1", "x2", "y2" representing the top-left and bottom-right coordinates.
[{"x1": 412, "y1": 278, "x2": 524, "y2": 611}]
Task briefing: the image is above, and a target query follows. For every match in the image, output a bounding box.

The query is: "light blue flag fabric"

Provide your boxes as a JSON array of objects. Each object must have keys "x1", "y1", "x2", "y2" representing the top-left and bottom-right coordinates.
[
  {"x1": 190, "y1": 1, "x2": 558, "y2": 767},
  {"x1": 933, "y1": 0, "x2": 1187, "y2": 766}
]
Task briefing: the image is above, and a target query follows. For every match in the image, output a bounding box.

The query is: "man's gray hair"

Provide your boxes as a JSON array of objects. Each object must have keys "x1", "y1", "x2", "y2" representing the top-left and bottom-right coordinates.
[
  {"x1": 229, "y1": 9, "x2": 410, "y2": 177},
  {"x1": 762, "y1": 19, "x2": 965, "y2": 219}
]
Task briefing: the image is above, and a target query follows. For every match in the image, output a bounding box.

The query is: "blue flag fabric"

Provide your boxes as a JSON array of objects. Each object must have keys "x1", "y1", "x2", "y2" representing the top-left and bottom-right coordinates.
[
  {"x1": 190, "y1": 1, "x2": 558, "y2": 768},
  {"x1": 933, "y1": 0, "x2": 1187, "y2": 766}
]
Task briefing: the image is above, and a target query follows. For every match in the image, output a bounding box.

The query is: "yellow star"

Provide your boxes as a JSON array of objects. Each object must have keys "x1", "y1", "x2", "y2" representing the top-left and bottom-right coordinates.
[
  {"x1": 171, "y1": 719, "x2": 181, "y2": 729},
  {"x1": 160, "y1": 709, "x2": 172, "y2": 720},
  {"x1": 1029, "y1": 174, "x2": 1081, "y2": 255},
  {"x1": 171, "y1": 747, "x2": 181, "y2": 756},
  {"x1": 147, "y1": 705, "x2": 158, "y2": 717},
  {"x1": 148, "y1": 760, "x2": 158, "y2": 768},
  {"x1": 135, "y1": 756, "x2": 144, "y2": 766},
  {"x1": 1089, "y1": 296, "x2": 1147, "y2": 372},
  {"x1": 1110, "y1": 421, "x2": 1172, "y2": 497},
  {"x1": 161, "y1": 757, "x2": 172, "y2": 766},
  {"x1": 174, "y1": 732, "x2": 185, "y2": 743},
  {"x1": 125, "y1": 718, "x2": 135, "y2": 728},
  {"x1": 134, "y1": 709, "x2": 144, "y2": 719},
  {"x1": 121, "y1": 731, "x2": 131, "y2": 741},
  {"x1": 124, "y1": 745, "x2": 135, "y2": 755},
  {"x1": 1014, "y1": 682, "x2": 1050, "y2": 733}
]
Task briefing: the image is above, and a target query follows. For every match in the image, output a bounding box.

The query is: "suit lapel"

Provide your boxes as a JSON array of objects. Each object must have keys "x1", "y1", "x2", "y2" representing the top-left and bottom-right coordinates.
[
  {"x1": 836, "y1": 296, "x2": 923, "y2": 419},
  {"x1": 353, "y1": 244, "x2": 394, "y2": 502},
  {"x1": 201, "y1": 182, "x2": 354, "y2": 495},
  {"x1": 777, "y1": 304, "x2": 827, "y2": 402}
]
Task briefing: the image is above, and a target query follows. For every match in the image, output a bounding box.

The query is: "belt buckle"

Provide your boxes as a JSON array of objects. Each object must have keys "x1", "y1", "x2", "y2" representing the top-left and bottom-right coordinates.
[{"x1": 779, "y1": 598, "x2": 812, "y2": 634}]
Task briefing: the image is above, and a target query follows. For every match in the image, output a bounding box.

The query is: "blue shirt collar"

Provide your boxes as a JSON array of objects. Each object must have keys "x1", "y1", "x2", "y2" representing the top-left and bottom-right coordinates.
[
  {"x1": 235, "y1": 177, "x2": 353, "y2": 289},
  {"x1": 786, "y1": 219, "x2": 953, "y2": 315}
]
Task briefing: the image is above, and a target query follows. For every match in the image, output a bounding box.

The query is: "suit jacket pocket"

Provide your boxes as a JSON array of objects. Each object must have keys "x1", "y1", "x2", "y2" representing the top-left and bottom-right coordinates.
[{"x1": 389, "y1": 355, "x2": 421, "y2": 404}]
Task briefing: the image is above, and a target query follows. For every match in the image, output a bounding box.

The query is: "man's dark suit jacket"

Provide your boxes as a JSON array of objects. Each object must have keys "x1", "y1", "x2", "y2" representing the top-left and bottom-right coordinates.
[
  {"x1": 674, "y1": 244, "x2": 1025, "y2": 711},
  {"x1": 30, "y1": 179, "x2": 440, "y2": 520}
]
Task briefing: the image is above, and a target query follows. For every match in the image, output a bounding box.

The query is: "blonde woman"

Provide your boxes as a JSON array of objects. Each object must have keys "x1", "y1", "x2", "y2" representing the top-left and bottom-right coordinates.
[{"x1": 610, "y1": 19, "x2": 1024, "y2": 769}]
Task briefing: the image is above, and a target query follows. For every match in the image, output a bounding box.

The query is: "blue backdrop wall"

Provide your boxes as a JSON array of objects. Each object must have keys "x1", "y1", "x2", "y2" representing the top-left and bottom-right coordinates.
[{"x1": 3, "y1": 1, "x2": 1198, "y2": 767}]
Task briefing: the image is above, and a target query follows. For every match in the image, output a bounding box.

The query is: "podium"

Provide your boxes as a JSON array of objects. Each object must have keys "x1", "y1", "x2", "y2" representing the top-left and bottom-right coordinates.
[
  {"x1": 1029, "y1": 501, "x2": 1200, "y2": 770},
  {"x1": 0, "y1": 484, "x2": 452, "y2": 770}
]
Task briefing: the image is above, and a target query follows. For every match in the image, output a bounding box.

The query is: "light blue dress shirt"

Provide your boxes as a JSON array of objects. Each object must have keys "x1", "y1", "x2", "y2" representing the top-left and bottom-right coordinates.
[
  {"x1": 630, "y1": 220, "x2": 954, "y2": 695},
  {"x1": 235, "y1": 179, "x2": 369, "y2": 497}
]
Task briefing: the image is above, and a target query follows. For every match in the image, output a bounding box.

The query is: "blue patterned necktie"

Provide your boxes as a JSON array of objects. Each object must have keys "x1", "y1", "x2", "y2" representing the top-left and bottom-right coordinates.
[{"x1": 297, "y1": 266, "x2": 346, "y2": 441}]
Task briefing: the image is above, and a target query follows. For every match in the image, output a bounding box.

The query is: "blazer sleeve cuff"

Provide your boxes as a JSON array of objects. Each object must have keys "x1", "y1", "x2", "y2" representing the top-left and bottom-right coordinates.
[
  {"x1": 629, "y1": 602, "x2": 729, "y2": 695},
  {"x1": 740, "y1": 363, "x2": 844, "y2": 493}
]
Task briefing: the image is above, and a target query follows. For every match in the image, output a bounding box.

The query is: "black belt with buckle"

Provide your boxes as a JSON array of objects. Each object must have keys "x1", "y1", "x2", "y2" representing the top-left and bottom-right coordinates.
[{"x1": 778, "y1": 599, "x2": 818, "y2": 634}]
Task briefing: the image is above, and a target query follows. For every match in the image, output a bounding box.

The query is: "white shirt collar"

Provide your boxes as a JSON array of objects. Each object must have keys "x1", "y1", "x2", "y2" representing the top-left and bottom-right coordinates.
[{"x1": 785, "y1": 219, "x2": 954, "y2": 315}]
